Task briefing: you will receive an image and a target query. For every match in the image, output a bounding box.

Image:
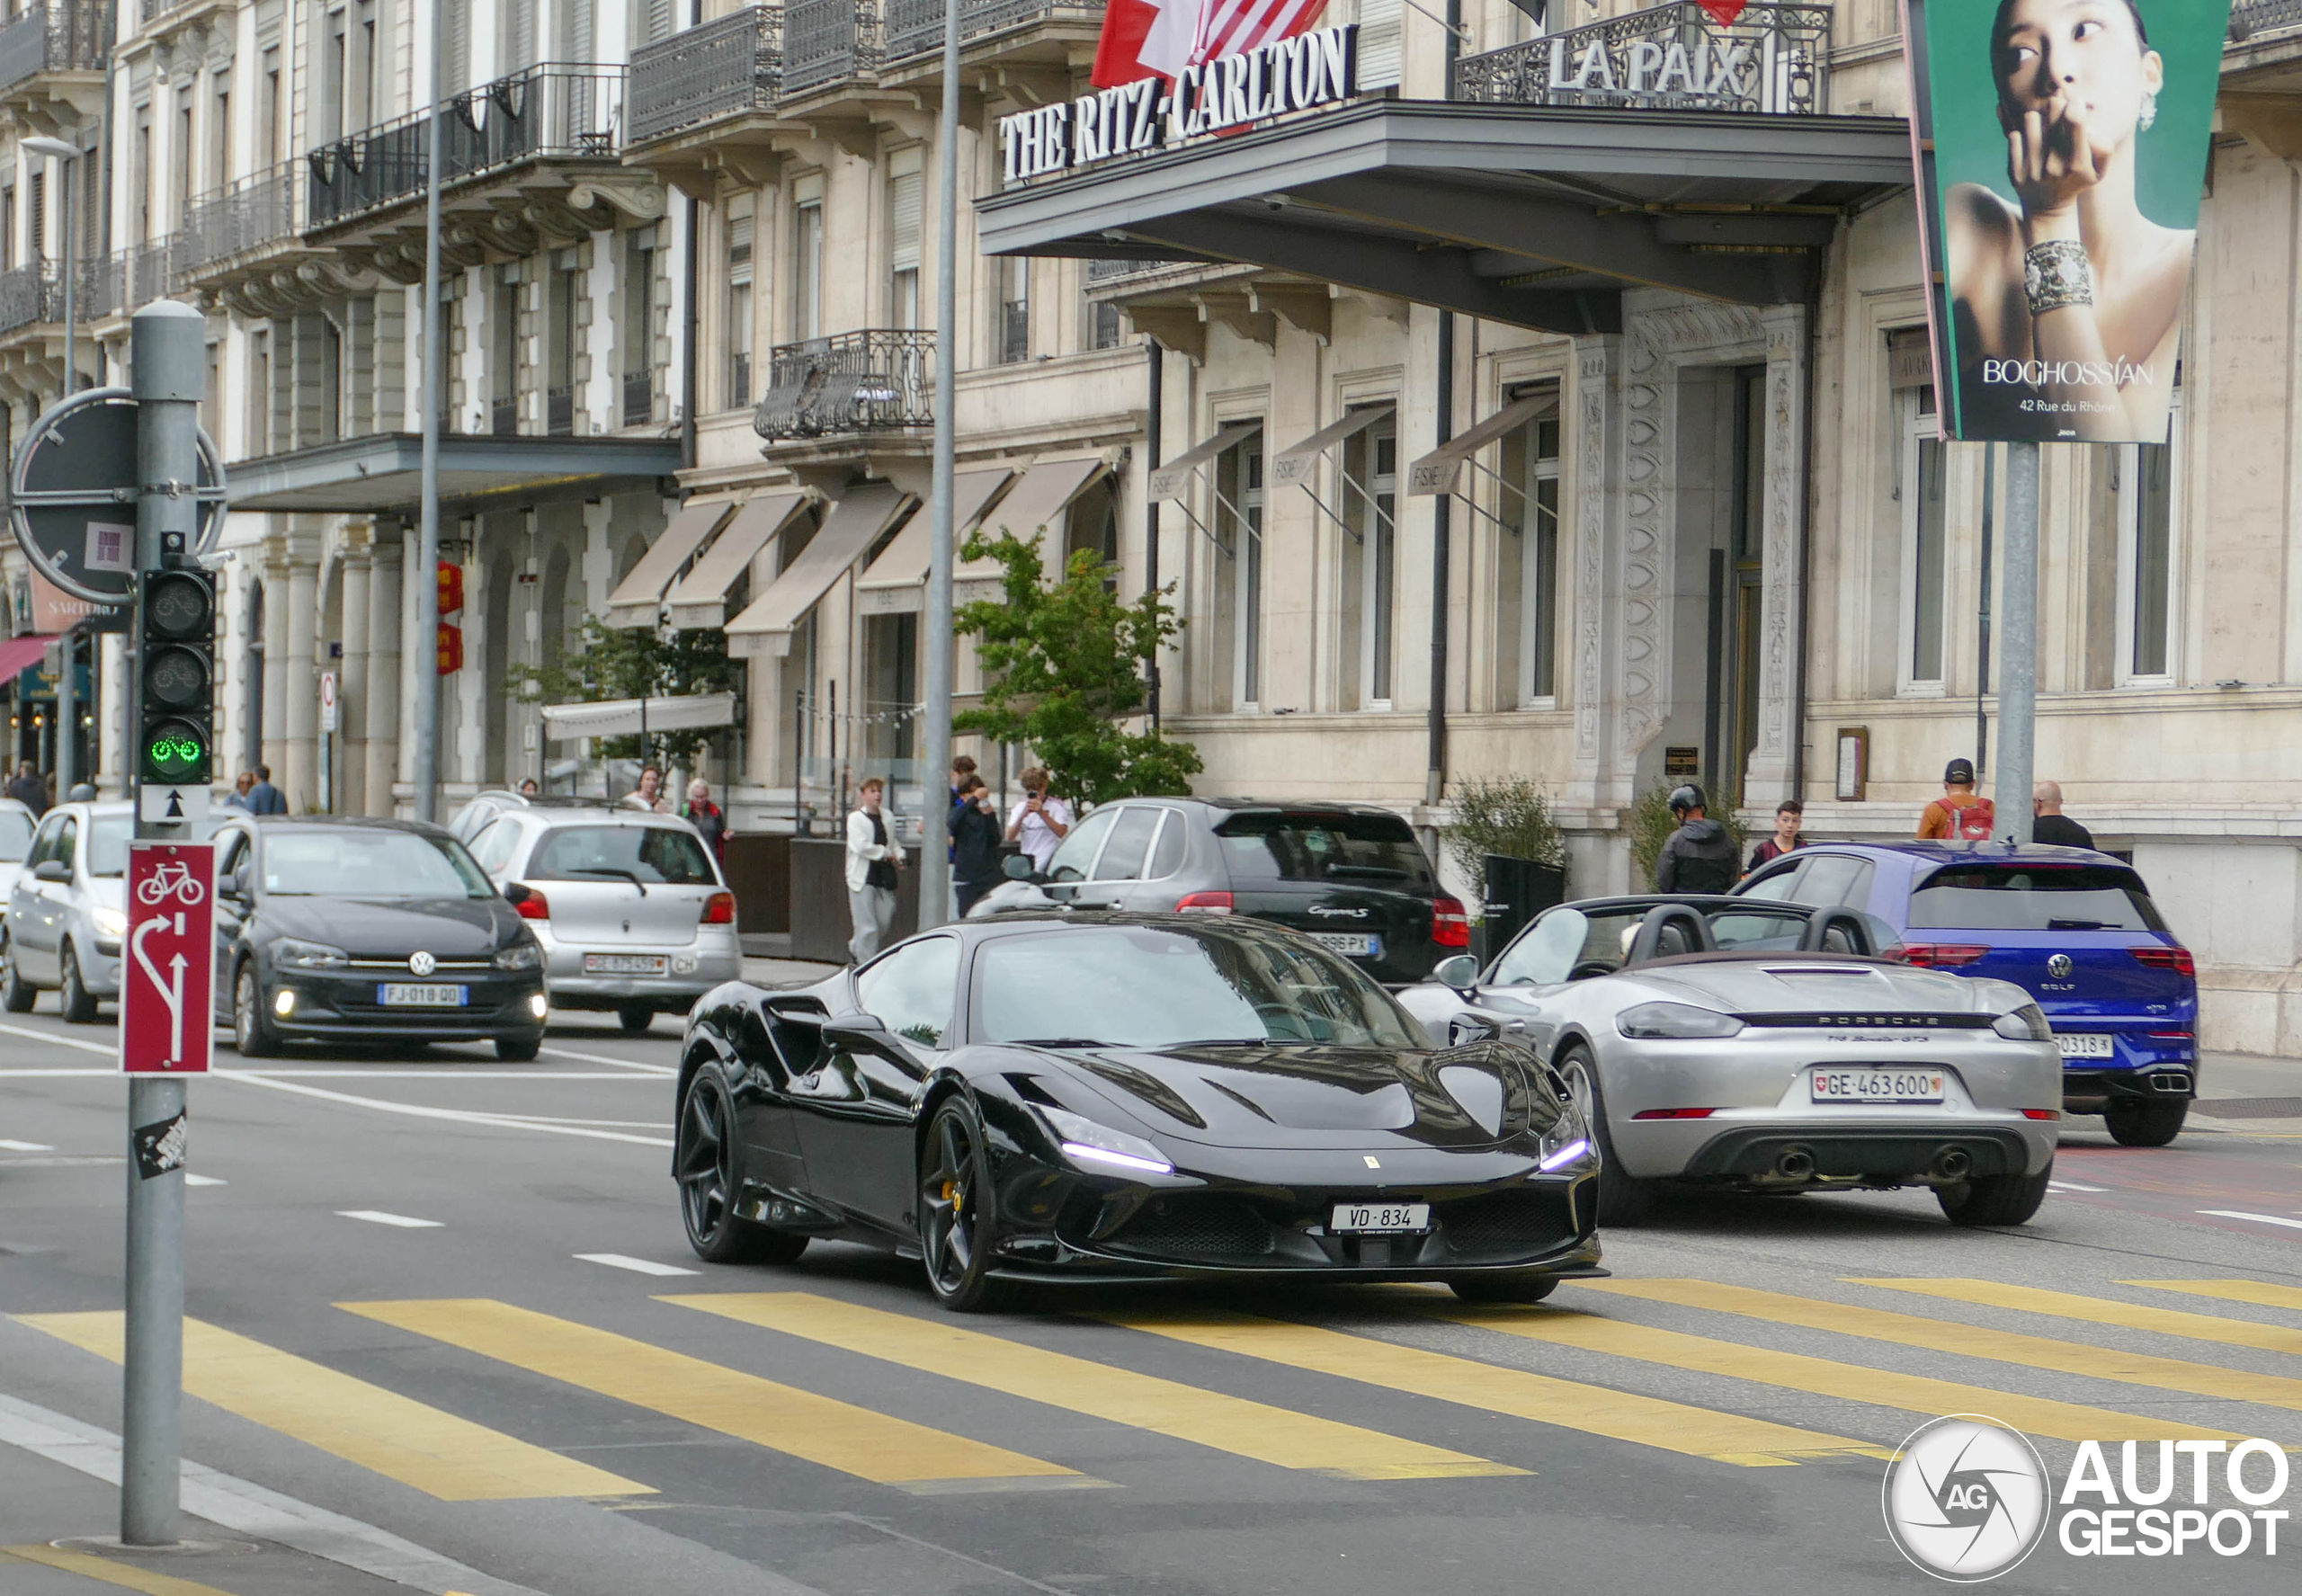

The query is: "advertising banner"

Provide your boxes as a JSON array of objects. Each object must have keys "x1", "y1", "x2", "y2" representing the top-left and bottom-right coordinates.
[{"x1": 1903, "y1": 0, "x2": 2229, "y2": 443}]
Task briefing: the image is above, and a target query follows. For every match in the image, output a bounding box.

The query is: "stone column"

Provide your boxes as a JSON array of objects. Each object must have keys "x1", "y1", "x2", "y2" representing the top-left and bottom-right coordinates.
[
  {"x1": 339, "y1": 522, "x2": 374, "y2": 813},
  {"x1": 1568, "y1": 334, "x2": 1625, "y2": 808},
  {"x1": 1742, "y1": 303, "x2": 1808, "y2": 806},
  {"x1": 284, "y1": 530, "x2": 321, "y2": 812},
  {"x1": 97, "y1": 631, "x2": 126, "y2": 797},
  {"x1": 261, "y1": 537, "x2": 290, "y2": 789},
  {"x1": 366, "y1": 522, "x2": 404, "y2": 817},
  {"x1": 398, "y1": 530, "x2": 421, "y2": 808}
]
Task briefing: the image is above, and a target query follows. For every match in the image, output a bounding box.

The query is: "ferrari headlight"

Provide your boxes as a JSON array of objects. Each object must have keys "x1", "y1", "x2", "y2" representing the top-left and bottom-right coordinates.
[
  {"x1": 1037, "y1": 1105, "x2": 1173, "y2": 1176},
  {"x1": 494, "y1": 940, "x2": 543, "y2": 970},
  {"x1": 1617, "y1": 1001, "x2": 1744, "y2": 1039},
  {"x1": 92, "y1": 906, "x2": 127, "y2": 938},
  {"x1": 273, "y1": 937, "x2": 349, "y2": 970},
  {"x1": 1535, "y1": 1088, "x2": 1596, "y2": 1172},
  {"x1": 1993, "y1": 1003, "x2": 2053, "y2": 1041}
]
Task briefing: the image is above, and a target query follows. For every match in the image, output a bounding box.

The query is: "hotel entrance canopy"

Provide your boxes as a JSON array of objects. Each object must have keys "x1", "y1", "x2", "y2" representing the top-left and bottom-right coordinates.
[{"x1": 975, "y1": 4, "x2": 1911, "y2": 334}]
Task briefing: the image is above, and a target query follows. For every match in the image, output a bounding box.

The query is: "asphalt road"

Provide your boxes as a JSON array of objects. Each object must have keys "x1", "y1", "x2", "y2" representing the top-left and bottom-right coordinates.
[{"x1": 6, "y1": 1002, "x2": 2302, "y2": 1596}]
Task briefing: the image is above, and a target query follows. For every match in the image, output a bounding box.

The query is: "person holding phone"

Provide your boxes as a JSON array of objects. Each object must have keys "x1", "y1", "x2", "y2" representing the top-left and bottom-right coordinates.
[
  {"x1": 950, "y1": 775, "x2": 1003, "y2": 915},
  {"x1": 1004, "y1": 766, "x2": 1072, "y2": 874}
]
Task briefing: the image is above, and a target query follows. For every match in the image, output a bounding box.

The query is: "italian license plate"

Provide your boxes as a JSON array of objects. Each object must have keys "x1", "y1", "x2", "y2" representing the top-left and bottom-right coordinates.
[
  {"x1": 584, "y1": 953, "x2": 669, "y2": 975},
  {"x1": 2056, "y1": 1033, "x2": 2115, "y2": 1059},
  {"x1": 1310, "y1": 932, "x2": 1380, "y2": 958},
  {"x1": 379, "y1": 984, "x2": 468, "y2": 1007},
  {"x1": 1810, "y1": 1068, "x2": 1946, "y2": 1104},
  {"x1": 1330, "y1": 1201, "x2": 1431, "y2": 1234}
]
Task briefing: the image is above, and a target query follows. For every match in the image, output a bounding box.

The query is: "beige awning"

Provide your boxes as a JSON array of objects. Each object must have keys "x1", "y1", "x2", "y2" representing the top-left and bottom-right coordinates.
[
  {"x1": 540, "y1": 691, "x2": 739, "y2": 740},
  {"x1": 1147, "y1": 420, "x2": 1259, "y2": 502},
  {"x1": 854, "y1": 468, "x2": 1014, "y2": 616},
  {"x1": 662, "y1": 489, "x2": 813, "y2": 630},
  {"x1": 1405, "y1": 392, "x2": 1558, "y2": 496},
  {"x1": 724, "y1": 482, "x2": 915, "y2": 659},
  {"x1": 602, "y1": 497, "x2": 736, "y2": 628},
  {"x1": 955, "y1": 458, "x2": 1110, "y2": 602},
  {"x1": 1271, "y1": 404, "x2": 1394, "y2": 487}
]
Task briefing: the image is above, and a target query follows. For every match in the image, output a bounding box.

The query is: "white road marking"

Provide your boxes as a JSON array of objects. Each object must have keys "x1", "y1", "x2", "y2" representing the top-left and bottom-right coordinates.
[
  {"x1": 2048, "y1": 1180, "x2": 2110, "y2": 1192},
  {"x1": 0, "y1": 1138, "x2": 57, "y2": 1151},
  {"x1": 574, "y1": 1253, "x2": 700, "y2": 1277},
  {"x1": 221, "y1": 1069, "x2": 661, "y2": 1081},
  {"x1": 0, "y1": 1070, "x2": 111, "y2": 1077},
  {"x1": 2199, "y1": 1208, "x2": 2302, "y2": 1232},
  {"x1": 214, "y1": 1071, "x2": 675, "y2": 1147},
  {"x1": 0, "y1": 1020, "x2": 114, "y2": 1056},
  {"x1": 183, "y1": 1172, "x2": 226, "y2": 1186},
  {"x1": 540, "y1": 1045, "x2": 679, "y2": 1075},
  {"x1": 336, "y1": 1209, "x2": 442, "y2": 1228}
]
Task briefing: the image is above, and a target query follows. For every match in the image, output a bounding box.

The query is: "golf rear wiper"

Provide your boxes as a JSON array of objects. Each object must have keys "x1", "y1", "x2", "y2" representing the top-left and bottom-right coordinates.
[
  {"x1": 571, "y1": 867, "x2": 648, "y2": 896},
  {"x1": 2046, "y1": 918, "x2": 2112, "y2": 931}
]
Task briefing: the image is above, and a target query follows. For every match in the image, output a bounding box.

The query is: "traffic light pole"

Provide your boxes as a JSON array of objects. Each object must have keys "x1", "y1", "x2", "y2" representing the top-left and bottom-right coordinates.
[{"x1": 121, "y1": 300, "x2": 206, "y2": 1547}]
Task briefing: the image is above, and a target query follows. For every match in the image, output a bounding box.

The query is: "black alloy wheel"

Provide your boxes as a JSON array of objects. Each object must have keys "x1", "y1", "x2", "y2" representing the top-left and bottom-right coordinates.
[
  {"x1": 676, "y1": 1064, "x2": 805, "y2": 1265},
  {"x1": 495, "y1": 1031, "x2": 543, "y2": 1062},
  {"x1": 234, "y1": 961, "x2": 281, "y2": 1057},
  {"x1": 918, "y1": 1094, "x2": 1007, "y2": 1313},
  {"x1": 1561, "y1": 1047, "x2": 1655, "y2": 1225},
  {"x1": 1449, "y1": 1273, "x2": 1561, "y2": 1304},
  {"x1": 0, "y1": 940, "x2": 33, "y2": 1013},
  {"x1": 1937, "y1": 1160, "x2": 2054, "y2": 1226},
  {"x1": 619, "y1": 1003, "x2": 655, "y2": 1034},
  {"x1": 2105, "y1": 1098, "x2": 2187, "y2": 1147},
  {"x1": 58, "y1": 941, "x2": 97, "y2": 1024}
]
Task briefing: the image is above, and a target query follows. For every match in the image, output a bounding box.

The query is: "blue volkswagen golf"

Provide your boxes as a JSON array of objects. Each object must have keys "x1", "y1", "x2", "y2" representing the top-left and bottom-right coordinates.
[{"x1": 1735, "y1": 842, "x2": 2197, "y2": 1146}]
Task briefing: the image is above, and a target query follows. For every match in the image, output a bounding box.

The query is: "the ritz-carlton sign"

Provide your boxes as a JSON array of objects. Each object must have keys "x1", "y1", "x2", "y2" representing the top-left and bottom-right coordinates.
[{"x1": 1000, "y1": 24, "x2": 1361, "y2": 183}]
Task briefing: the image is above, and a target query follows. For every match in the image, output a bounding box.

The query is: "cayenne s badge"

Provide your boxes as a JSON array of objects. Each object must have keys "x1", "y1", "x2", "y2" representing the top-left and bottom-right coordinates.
[
  {"x1": 408, "y1": 950, "x2": 436, "y2": 976},
  {"x1": 1310, "y1": 905, "x2": 1369, "y2": 919},
  {"x1": 2047, "y1": 954, "x2": 2074, "y2": 978}
]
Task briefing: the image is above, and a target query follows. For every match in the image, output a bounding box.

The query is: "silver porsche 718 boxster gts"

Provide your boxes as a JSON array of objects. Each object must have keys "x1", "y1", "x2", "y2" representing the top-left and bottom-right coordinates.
[{"x1": 1395, "y1": 897, "x2": 2063, "y2": 1227}]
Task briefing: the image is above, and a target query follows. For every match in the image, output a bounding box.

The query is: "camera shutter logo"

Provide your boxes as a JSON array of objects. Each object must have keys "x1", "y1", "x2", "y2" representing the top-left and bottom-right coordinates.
[
  {"x1": 1881, "y1": 1414, "x2": 2049, "y2": 1582},
  {"x1": 2047, "y1": 954, "x2": 2074, "y2": 979}
]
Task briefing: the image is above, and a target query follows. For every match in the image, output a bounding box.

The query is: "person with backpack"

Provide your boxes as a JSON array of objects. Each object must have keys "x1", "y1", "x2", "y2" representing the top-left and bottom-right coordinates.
[
  {"x1": 1917, "y1": 758, "x2": 1994, "y2": 840},
  {"x1": 1655, "y1": 784, "x2": 1740, "y2": 895}
]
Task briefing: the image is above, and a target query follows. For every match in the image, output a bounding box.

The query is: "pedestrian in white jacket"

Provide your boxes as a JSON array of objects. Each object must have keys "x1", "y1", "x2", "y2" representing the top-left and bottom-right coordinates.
[{"x1": 844, "y1": 777, "x2": 902, "y2": 964}]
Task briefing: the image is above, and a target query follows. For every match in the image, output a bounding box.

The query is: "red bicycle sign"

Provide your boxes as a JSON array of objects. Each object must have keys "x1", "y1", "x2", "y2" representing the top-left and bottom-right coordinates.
[{"x1": 121, "y1": 842, "x2": 215, "y2": 1074}]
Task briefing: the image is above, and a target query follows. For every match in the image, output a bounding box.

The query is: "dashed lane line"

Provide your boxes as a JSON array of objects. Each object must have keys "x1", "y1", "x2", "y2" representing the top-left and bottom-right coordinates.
[
  {"x1": 210, "y1": 1073, "x2": 674, "y2": 1148},
  {"x1": 338, "y1": 1210, "x2": 442, "y2": 1229},
  {"x1": 574, "y1": 1253, "x2": 700, "y2": 1277},
  {"x1": 2199, "y1": 1209, "x2": 2302, "y2": 1232}
]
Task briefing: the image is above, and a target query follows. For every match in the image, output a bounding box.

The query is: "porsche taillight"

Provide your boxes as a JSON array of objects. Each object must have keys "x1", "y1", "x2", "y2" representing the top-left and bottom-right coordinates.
[{"x1": 1432, "y1": 896, "x2": 1470, "y2": 949}]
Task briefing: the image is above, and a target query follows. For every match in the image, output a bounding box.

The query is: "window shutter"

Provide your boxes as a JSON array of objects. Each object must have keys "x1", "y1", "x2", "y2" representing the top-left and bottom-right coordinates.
[
  {"x1": 558, "y1": 0, "x2": 594, "y2": 62},
  {"x1": 641, "y1": 0, "x2": 676, "y2": 47},
  {"x1": 503, "y1": 0, "x2": 538, "y2": 71},
  {"x1": 888, "y1": 150, "x2": 923, "y2": 273},
  {"x1": 443, "y1": 3, "x2": 470, "y2": 93},
  {"x1": 1356, "y1": 0, "x2": 1402, "y2": 88}
]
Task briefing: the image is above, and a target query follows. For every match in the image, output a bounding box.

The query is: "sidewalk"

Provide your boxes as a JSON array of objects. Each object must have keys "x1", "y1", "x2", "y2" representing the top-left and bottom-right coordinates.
[{"x1": 2190, "y1": 1050, "x2": 2302, "y2": 1137}]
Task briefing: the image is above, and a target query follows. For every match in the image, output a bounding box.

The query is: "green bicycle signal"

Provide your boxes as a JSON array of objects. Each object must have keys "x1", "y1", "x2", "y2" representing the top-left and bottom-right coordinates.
[{"x1": 143, "y1": 718, "x2": 209, "y2": 782}]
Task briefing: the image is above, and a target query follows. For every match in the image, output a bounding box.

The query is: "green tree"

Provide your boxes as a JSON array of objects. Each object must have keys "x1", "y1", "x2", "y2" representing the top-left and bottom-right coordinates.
[
  {"x1": 505, "y1": 618, "x2": 741, "y2": 771},
  {"x1": 953, "y1": 531, "x2": 1201, "y2": 804},
  {"x1": 1445, "y1": 775, "x2": 1567, "y2": 904}
]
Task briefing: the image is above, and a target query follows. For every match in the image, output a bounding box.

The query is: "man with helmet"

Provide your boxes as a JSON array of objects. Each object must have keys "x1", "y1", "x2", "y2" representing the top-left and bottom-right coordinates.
[{"x1": 1655, "y1": 783, "x2": 1739, "y2": 895}]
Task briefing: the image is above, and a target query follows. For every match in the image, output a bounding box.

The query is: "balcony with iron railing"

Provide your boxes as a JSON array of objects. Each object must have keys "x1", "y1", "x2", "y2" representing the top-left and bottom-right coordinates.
[
  {"x1": 174, "y1": 165, "x2": 306, "y2": 287},
  {"x1": 754, "y1": 328, "x2": 932, "y2": 441},
  {"x1": 627, "y1": 5, "x2": 781, "y2": 147},
  {"x1": 881, "y1": 0, "x2": 1102, "y2": 68},
  {"x1": 307, "y1": 63, "x2": 625, "y2": 234},
  {"x1": 781, "y1": 0, "x2": 883, "y2": 98},
  {"x1": 0, "y1": 0, "x2": 103, "y2": 127},
  {"x1": 1454, "y1": 1, "x2": 1832, "y2": 113}
]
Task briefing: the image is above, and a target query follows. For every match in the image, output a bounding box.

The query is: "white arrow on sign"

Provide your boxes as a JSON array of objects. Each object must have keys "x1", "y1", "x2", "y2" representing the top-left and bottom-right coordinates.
[
  {"x1": 138, "y1": 785, "x2": 212, "y2": 824},
  {"x1": 130, "y1": 912, "x2": 187, "y2": 1066}
]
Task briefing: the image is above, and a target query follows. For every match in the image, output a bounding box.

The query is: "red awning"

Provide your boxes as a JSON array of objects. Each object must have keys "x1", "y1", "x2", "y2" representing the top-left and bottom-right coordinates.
[{"x1": 0, "y1": 635, "x2": 57, "y2": 682}]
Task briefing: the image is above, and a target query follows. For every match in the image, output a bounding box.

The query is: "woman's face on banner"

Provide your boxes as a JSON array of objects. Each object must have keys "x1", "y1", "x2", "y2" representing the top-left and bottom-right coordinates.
[{"x1": 1994, "y1": 0, "x2": 2161, "y2": 149}]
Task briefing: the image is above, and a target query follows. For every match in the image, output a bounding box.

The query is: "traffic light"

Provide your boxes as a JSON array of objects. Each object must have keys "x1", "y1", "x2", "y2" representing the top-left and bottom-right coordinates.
[{"x1": 139, "y1": 567, "x2": 214, "y2": 789}]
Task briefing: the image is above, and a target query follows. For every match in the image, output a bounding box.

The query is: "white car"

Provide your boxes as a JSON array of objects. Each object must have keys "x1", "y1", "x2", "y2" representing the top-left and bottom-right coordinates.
[
  {"x1": 2, "y1": 801, "x2": 222, "y2": 1021},
  {"x1": 0, "y1": 798, "x2": 36, "y2": 923},
  {"x1": 466, "y1": 805, "x2": 741, "y2": 1031}
]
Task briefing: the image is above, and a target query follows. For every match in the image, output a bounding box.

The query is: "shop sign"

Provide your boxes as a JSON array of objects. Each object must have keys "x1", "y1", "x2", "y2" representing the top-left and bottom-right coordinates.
[
  {"x1": 1903, "y1": 0, "x2": 2229, "y2": 443},
  {"x1": 1001, "y1": 24, "x2": 1359, "y2": 183}
]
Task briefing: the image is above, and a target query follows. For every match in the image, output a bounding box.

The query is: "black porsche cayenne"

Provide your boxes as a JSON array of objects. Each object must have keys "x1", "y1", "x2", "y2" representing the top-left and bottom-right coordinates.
[{"x1": 675, "y1": 913, "x2": 1603, "y2": 1311}]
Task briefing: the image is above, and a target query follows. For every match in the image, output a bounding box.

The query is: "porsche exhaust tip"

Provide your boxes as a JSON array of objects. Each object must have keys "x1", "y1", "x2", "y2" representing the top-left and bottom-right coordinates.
[
  {"x1": 1771, "y1": 1146, "x2": 1816, "y2": 1181},
  {"x1": 1931, "y1": 1146, "x2": 1973, "y2": 1182}
]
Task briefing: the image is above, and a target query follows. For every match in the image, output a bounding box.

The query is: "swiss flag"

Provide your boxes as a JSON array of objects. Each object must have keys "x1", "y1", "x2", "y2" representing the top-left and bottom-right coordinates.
[{"x1": 1093, "y1": 0, "x2": 1331, "y2": 88}]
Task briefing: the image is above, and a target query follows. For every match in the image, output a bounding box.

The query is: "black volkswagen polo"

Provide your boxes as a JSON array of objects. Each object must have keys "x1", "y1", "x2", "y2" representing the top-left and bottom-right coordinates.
[{"x1": 208, "y1": 816, "x2": 549, "y2": 1059}]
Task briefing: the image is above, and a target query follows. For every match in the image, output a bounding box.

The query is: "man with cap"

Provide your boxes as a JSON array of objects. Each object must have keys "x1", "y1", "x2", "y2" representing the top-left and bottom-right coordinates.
[
  {"x1": 1917, "y1": 758, "x2": 1994, "y2": 840},
  {"x1": 1655, "y1": 784, "x2": 1739, "y2": 895}
]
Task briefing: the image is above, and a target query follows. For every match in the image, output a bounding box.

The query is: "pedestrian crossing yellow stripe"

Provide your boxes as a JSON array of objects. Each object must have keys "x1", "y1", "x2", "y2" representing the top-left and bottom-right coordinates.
[
  {"x1": 1578, "y1": 1281, "x2": 2259, "y2": 1436},
  {"x1": 14, "y1": 1312, "x2": 647, "y2": 1502},
  {"x1": 663, "y1": 1292, "x2": 1522, "y2": 1480},
  {"x1": 2, "y1": 1543, "x2": 245, "y2": 1596},
  {"x1": 1437, "y1": 1304, "x2": 2223, "y2": 1446},
  {"x1": 340, "y1": 1299, "x2": 1092, "y2": 1492},
  {"x1": 1104, "y1": 1305, "x2": 1880, "y2": 1466},
  {"x1": 1854, "y1": 1277, "x2": 2302, "y2": 1358},
  {"x1": 2134, "y1": 1279, "x2": 2302, "y2": 1315}
]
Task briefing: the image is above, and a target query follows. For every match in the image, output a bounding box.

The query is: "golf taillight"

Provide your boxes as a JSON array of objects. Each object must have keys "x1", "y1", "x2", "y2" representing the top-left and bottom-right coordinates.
[
  {"x1": 1174, "y1": 891, "x2": 1234, "y2": 915},
  {"x1": 1432, "y1": 896, "x2": 1470, "y2": 949},
  {"x1": 1901, "y1": 943, "x2": 1988, "y2": 969},
  {"x1": 2131, "y1": 945, "x2": 2196, "y2": 978},
  {"x1": 512, "y1": 886, "x2": 549, "y2": 921},
  {"x1": 703, "y1": 891, "x2": 736, "y2": 925}
]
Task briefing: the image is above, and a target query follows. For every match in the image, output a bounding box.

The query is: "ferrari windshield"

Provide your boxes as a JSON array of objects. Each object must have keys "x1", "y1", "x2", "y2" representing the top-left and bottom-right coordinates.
[{"x1": 976, "y1": 924, "x2": 1427, "y2": 1049}]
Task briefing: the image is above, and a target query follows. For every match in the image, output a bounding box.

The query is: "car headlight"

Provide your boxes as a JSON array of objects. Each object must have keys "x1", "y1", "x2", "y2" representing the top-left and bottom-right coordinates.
[
  {"x1": 1536, "y1": 1099, "x2": 1596, "y2": 1173},
  {"x1": 494, "y1": 941, "x2": 543, "y2": 971},
  {"x1": 1993, "y1": 1003, "x2": 2053, "y2": 1041},
  {"x1": 272, "y1": 937, "x2": 349, "y2": 970},
  {"x1": 1617, "y1": 1001, "x2": 1744, "y2": 1039},
  {"x1": 92, "y1": 906, "x2": 127, "y2": 938},
  {"x1": 1036, "y1": 1104, "x2": 1173, "y2": 1176}
]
